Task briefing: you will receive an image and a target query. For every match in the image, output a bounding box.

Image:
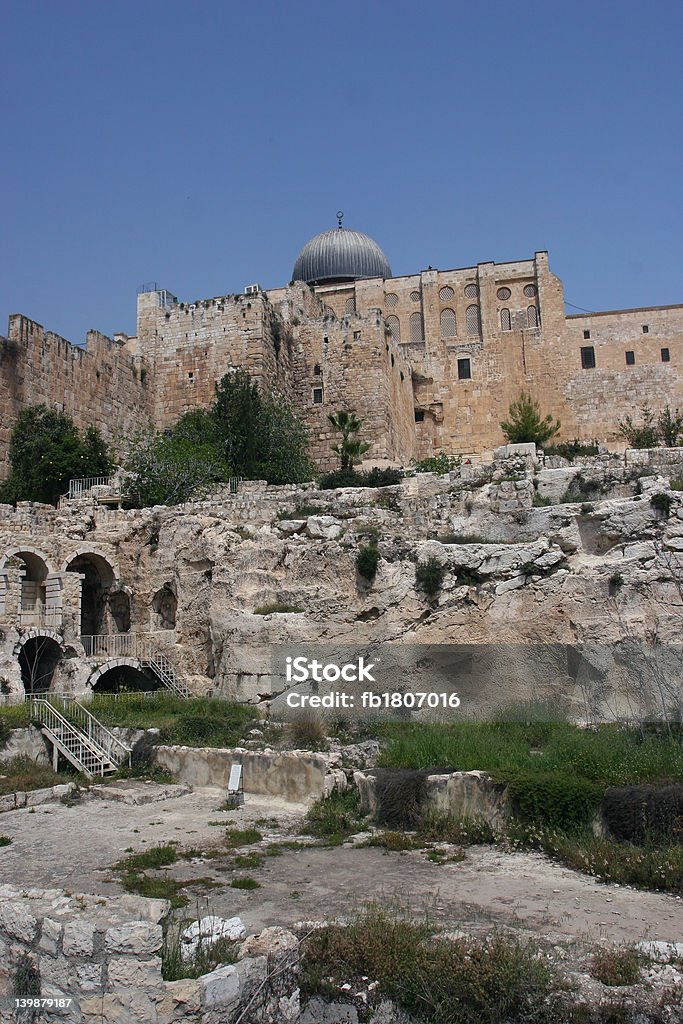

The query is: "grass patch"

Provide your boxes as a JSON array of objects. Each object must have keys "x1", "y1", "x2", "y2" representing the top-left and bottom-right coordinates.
[
  {"x1": 253, "y1": 602, "x2": 303, "y2": 615},
  {"x1": 223, "y1": 827, "x2": 263, "y2": 848},
  {"x1": 304, "y1": 789, "x2": 364, "y2": 845},
  {"x1": 357, "y1": 830, "x2": 420, "y2": 851},
  {"x1": 588, "y1": 946, "x2": 643, "y2": 987},
  {"x1": 0, "y1": 756, "x2": 64, "y2": 795},
  {"x1": 230, "y1": 876, "x2": 260, "y2": 890},
  {"x1": 301, "y1": 904, "x2": 558, "y2": 1023},
  {"x1": 118, "y1": 871, "x2": 189, "y2": 907},
  {"x1": 0, "y1": 835, "x2": 12, "y2": 846},
  {"x1": 90, "y1": 694, "x2": 256, "y2": 748},
  {"x1": 114, "y1": 843, "x2": 178, "y2": 872},
  {"x1": 0, "y1": 704, "x2": 32, "y2": 743},
  {"x1": 420, "y1": 812, "x2": 497, "y2": 846},
  {"x1": 233, "y1": 852, "x2": 263, "y2": 869},
  {"x1": 162, "y1": 926, "x2": 239, "y2": 981}
]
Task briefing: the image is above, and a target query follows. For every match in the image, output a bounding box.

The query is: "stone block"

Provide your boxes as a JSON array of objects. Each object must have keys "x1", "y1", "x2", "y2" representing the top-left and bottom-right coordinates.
[
  {"x1": 238, "y1": 926, "x2": 298, "y2": 960},
  {"x1": 305, "y1": 515, "x2": 342, "y2": 540},
  {"x1": 106, "y1": 956, "x2": 164, "y2": 994},
  {"x1": 38, "y1": 917, "x2": 62, "y2": 955},
  {"x1": 200, "y1": 963, "x2": 240, "y2": 1009},
  {"x1": 75, "y1": 962, "x2": 104, "y2": 994},
  {"x1": 0, "y1": 902, "x2": 38, "y2": 943},
  {"x1": 62, "y1": 920, "x2": 97, "y2": 957},
  {"x1": 105, "y1": 921, "x2": 163, "y2": 955},
  {"x1": 156, "y1": 978, "x2": 201, "y2": 1024}
]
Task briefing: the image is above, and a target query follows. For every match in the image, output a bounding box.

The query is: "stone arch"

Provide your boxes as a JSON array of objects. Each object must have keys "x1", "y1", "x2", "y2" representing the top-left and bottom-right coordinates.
[
  {"x1": 1, "y1": 550, "x2": 55, "y2": 625},
  {"x1": 89, "y1": 659, "x2": 160, "y2": 693},
  {"x1": 0, "y1": 546, "x2": 53, "y2": 579},
  {"x1": 151, "y1": 584, "x2": 177, "y2": 630},
  {"x1": 13, "y1": 630, "x2": 64, "y2": 695},
  {"x1": 63, "y1": 549, "x2": 119, "y2": 638}
]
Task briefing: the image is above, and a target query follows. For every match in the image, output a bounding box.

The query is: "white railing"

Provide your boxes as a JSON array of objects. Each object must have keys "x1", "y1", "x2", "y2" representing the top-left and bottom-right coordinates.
[
  {"x1": 80, "y1": 633, "x2": 189, "y2": 697},
  {"x1": 68, "y1": 476, "x2": 119, "y2": 499},
  {"x1": 18, "y1": 606, "x2": 63, "y2": 629},
  {"x1": 30, "y1": 696, "x2": 131, "y2": 775}
]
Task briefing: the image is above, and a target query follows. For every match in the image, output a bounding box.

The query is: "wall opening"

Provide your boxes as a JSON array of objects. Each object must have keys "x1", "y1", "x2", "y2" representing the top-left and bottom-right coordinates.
[
  {"x1": 65, "y1": 553, "x2": 116, "y2": 637},
  {"x1": 18, "y1": 636, "x2": 63, "y2": 695},
  {"x1": 92, "y1": 665, "x2": 160, "y2": 694},
  {"x1": 108, "y1": 590, "x2": 131, "y2": 633},
  {"x1": 151, "y1": 584, "x2": 177, "y2": 630}
]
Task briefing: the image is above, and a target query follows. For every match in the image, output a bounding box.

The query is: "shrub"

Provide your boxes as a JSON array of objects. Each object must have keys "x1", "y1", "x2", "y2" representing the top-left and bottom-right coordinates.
[
  {"x1": 651, "y1": 492, "x2": 673, "y2": 516},
  {"x1": 318, "y1": 467, "x2": 402, "y2": 490},
  {"x1": 532, "y1": 493, "x2": 553, "y2": 507},
  {"x1": 277, "y1": 503, "x2": 325, "y2": 519},
  {"x1": 162, "y1": 924, "x2": 239, "y2": 981},
  {"x1": 507, "y1": 772, "x2": 603, "y2": 829},
  {"x1": 253, "y1": 602, "x2": 303, "y2": 615},
  {"x1": 411, "y1": 454, "x2": 462, "y2": 474},
  {"x1": 358, "y1": 831, "x2": 420, "y2": 851},
  {"x1": 415, "y1": 557, "x2": 446, "y2": 598},
  {"x1": 289, "y1": 716, "x2": 328, "y2": 750},
  {"x1": 230, "y1": 876, "x2": 260, "y2": 889},
  {"x1": 609, "y1": 572, "x2": 624, "y2": 592},
  {"x1": 305, "y1": 789, "x2": 364, "y2": 843},
  {"x1": 301, "y1": 905, "x2": 558, "y2": 1023},
  {"x1": 420, "y1": 812, "x2": 496, "y2": 846},
  {"x1": 588, "y1": 946, "x2": 642, "y2": 987},
  {"x1": 599, "y1": 784, "x2": 683, "y2": 844},
  {"x1": 356, "y1": 543, "x2": 380, "y2": 582},
  {"x1": 543, "y1": 440, "x2": 600, "y2": 461},
  {"x1": 0, "y1": 835, "x2": 12, "y2": 846},
  {"x1": 500, "y1": 392, "x2": 560, "y2": 446},
  {"x1": 369, "y1": 768, "x2": 431, "y2": 829},
  {"x1": 618, "y1": 405, "x2": 659, "y2": 449},
  {"x1": 224, "y1": 828, "x2": 263, "y2": 847}
]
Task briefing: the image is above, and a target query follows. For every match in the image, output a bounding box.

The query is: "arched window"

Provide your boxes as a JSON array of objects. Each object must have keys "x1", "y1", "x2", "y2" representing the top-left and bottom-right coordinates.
[
  {"x1": 409, "y1": 312, "x2": 424, "y2": 342},
  {"x1": 439, "y1": 285, "x2": 454, "y2": 301},
  {"x1": 500, "y1": 308, "x2": 511, "y2": 331},
  {"x1": 344, "y1": 295, "x2": 355, "y2": 314},
  {"x1": 440, "y1": 308, "x2": 457, "y2": 338},
  {"x1": 527, "y1": 305, "x2": 539, "y2": 328},
  {"x1": 386, "y1": 315, "x2": 401, "y2": 342},
  {"x1": 464, "y1": 283, "x2": 479, "y2": 298},
  {"x1": 466, "y1": 304, "x2": 481, "y2": 336},
  {"x1": 410, "y1": 289, "x2": 421, "y2": 302},
  {"x1": 386, "y1": 293, "x2": 399, "y2": 308}
]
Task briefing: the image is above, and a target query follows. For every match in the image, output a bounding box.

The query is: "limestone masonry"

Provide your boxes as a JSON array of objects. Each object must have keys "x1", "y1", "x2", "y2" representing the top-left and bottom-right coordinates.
[{"x1": 2, "y1": 224, "x2": 682, "y2": 476}]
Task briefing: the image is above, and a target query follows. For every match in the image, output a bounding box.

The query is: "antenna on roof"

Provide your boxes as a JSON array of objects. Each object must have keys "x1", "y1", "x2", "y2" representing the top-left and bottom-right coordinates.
[{"x1": 336, "y1": 210, "x2": 344, "y2": 228}]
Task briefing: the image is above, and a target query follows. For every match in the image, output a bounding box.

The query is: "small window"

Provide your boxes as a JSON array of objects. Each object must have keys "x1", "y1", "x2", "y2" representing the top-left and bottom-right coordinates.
[
  {"x1": 313, "y1": 363, "x2": 321, "y2": 375},
  {"x1": 414, "y1": 410, "x2": 425, "y2": 422},
  {"x1": 642, "y1": 325, "x2": 649, "y2": 334},
  {"x1": 581, "y1": 346, "x2": 596, "y2": 369},
  {"x1": 187, "y1": 371, "x2": 194, "y2": 380},
  {"x1": 410, "y1": 289, "x2": 421, "y2": 302},
  {"x1": 523, "y1": 284, "x2": 537, "y2": 298},
  {"x1": 457, "y1": 357, "x2": 472, "y2": 380},
  {"x1": 386, "y1": 292, "x2": 399, "y2": 307},
  {"x1": 500, "y1": 308, "x2": 511, "y2": 331},
  {"x1": 353, "y1": 330, "x2": 361, "y2": 341},
  {"x1": 439, "y1": 285, "x2": 455, "y2": 301},
  {"x1": 497, "y1": 287, "x2": 511, "y2": 301},
  {"x1": 527, "y1": 305, "x2": 539, "y2": 328},
  {"x1": 323, "y1": 335, "x2": 328, "y2": 344},
  {"x1": 464, "y1": 283, "x2": 479, "y2": 298},
  {"x1": 391, "y1": 354, "x2": 395, "y2": 366},
  {"x1": 583, "y1": 330, "x2": 591, "y2": 340},
  {"x1": 625, "y1": 350, "x2": 635, "y2": 366},
  {"x1": 661, "y1": 348, "x2": 670, "y2": 363},
  {"x1": 313, "y1": 388, "x2": 323, "y2": 404}
]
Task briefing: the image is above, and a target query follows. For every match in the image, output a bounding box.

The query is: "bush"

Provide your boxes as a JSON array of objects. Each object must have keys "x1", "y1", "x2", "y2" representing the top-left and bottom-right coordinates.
[
  {"x1": 411, "y1": 454, "x2": 462, "y2": 474},
  {"x1": 588, "y1": 946, "x2": 642, "y2": 987},
  {"x1": 500, "y1": 392, "x2": 561, "y2": 446},
  {"x1": 600, "y1": 784, "x2": 683, "y2": 844},
  {"x1": 356, "y1": 543, "x2": 380, "y2": 582},
  {"x1": 651, "y1": 492, "x2": 674, "y2": 516},
  {"x1": 415, "y1": 557, "x2": 446, "y2": 598},
  {"x1": 301, "y1": 905, "x2": 558, "y2": 1024},
  {"x1": 543, "y1": 440, "x2": 600, "y2": 461},
  {"x1": 305, "y1": 789, "x2": 364, "y2": 844},
  {"x1": 420, "y1": 812, "x2": 496, "y2": 846},
  {"x1": 369, "y1": 768, "x2": 431, "y2": 829},
  {"x1": 507, "y1": 771, "x2": 603, "y2": 829},
  {"x1": 618, "y1": 405, "x2": 659, "y2": 449},
  {"x1": 289, "y1": 716, "x2": 328, "y2": 750},
  {"x1": 318, "y1": 467, "x2": 402, "y2": 490}
]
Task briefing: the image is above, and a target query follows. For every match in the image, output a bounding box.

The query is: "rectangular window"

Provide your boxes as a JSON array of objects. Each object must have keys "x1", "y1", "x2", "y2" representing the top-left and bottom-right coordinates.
[
  {"x1": 581, "y1": 346, "x2": 596, "y2": 369},
  {"x1": 457, "y1": 358, "x2": 471, "y2": 380},
  {"x1": 414, "y1": 410, "x2": 425, "y2": 422},
  {"x1": 353, "y1": 331, "x2": 361, "y2": 341},
  {"x1": 312, "y1": 388, "x2": 323, "y2": 404},
  {"x1": 625, "y1": 351, "x2": 635, "y2": 366},
  {"x1": 583, "y1": 330, "x2": 591, "y2": 340},
  {"x1": 662, "y1": 348, "x2": 670, "y2": 362},
  {"x1": 642, "y1": 325, "x2": 649, "y2": 334}
]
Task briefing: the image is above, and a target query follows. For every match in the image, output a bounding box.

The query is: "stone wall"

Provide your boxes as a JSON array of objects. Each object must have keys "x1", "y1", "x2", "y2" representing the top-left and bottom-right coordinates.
[{"x1": 0, "y1": 886, "x2": 299, "y2": 1024}]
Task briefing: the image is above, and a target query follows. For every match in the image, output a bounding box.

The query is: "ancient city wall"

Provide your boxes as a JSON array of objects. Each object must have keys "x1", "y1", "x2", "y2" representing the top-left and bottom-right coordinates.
[{"x1": 0, "y1": 317, "x2": 152, "y2": 480}]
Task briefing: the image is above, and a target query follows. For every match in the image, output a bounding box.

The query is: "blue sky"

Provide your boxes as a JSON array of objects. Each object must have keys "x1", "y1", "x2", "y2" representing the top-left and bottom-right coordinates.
[{"x1": 2, "y1": 0, "x2": 682, "y2": 344}]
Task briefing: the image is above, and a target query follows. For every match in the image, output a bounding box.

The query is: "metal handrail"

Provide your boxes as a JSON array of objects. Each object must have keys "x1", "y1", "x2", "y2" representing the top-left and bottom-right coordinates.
[
  {"x1": 80, "y1": 633, "x2": 189, "y2": 697},
  {"x1": 34, "y1": 695, "x2": 131, "y2": 767}
]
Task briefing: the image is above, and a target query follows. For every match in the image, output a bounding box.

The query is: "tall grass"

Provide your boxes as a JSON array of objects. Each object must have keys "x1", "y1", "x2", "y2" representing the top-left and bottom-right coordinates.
[{"x1": 90, "y1": 694, "x2": 255, "y2": 748}]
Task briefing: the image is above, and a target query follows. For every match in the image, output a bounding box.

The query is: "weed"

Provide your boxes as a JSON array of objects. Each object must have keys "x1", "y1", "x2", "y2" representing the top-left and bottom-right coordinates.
[
  {"x1": 223, "y1": 827, "x2": 263, "y2": 847},
  {"x1": 233, "y1": 852, "x2": 263, "y2": 869},
  {"x1": 305, "y1": 789, "x2": 364, "y2": 844},
  {"x1": 90, "y1": 694, "x2": 255, "y2": 749},
  {"x1": 588, "y1": 946, "x2": 642, "y2": 987},
  {"x1": 356, "y1": 543, "x2": 380, "y2": 582},
  {"x1": 162, "y1": 923, "x2": 239, "y2": 981},
  {"x1": 13, "y1": 952, "x2": 40, "y2": 999},
  {"x1": 415, "y1": 557, "x2": 446, "y2": 597},
  {"x1": 277, "y1": 503, "x2": 325, "y2": 520},
  {"x1": 532, "y1": 493, "x2": 553, "y2": 507},
  {"x1": 420, "y1": 813, "x2": 496, "y2": 846},
  {"x1": 114, "y1": 843, "x2": 178, "y2": 872},
  {"x1": 0, "y1": 756, "x2": 63, "y2": 796},
  {"x1": 357, "y1": 831, "x2": 419, "y2": 851},
  {"x1": 289, "y1": 716, "x2": 328, "y2": 750},
  {"x1": 651, "y1": 492, "x2": 674, "y2": 516},
  {"x1": 0, "y1": 835, "x2": 12, "y2": 846},
  {"x1": 230, "y1": 876, "x2": 260, "y2": 890},
  {"x1": 253, "y1": 602, "x2": 303, "y2": 615}
]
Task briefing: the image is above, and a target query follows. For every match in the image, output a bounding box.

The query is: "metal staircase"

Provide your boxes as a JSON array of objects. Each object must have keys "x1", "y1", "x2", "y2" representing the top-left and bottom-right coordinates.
[
  {"x1": 81, "y1": 633, "x2": 190, "y2": 698},
  {"x1": 30, "y1": 696, "x2": 132, "y2": 777}
]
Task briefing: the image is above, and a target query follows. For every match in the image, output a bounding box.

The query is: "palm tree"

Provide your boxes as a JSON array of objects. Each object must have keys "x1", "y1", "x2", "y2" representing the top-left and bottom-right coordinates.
[{"x1": 327, "y1": 411, "x2": 370, "y2": 470}]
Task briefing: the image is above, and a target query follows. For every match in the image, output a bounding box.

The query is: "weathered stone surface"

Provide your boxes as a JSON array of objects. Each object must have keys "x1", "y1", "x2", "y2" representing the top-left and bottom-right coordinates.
[
  {"x1": 238, "y1": 926, "x2": 298, "y2": 960},
  {"x1": 62, "y1": 920, "x2": 97, "y2": 957},
  {"x1": 180, "y1": 915, "x2": 245, "y2": 958},
  {"x1": 0, "y1": 902, "x2": 38, "y2": 943},
  {"x1": 38, "y1": 917, "x2": 62, "y2": 955},
  {"x1": 106, "y1": 955, "x2": 164, "y2": 993},
  {"x1": 157, "y1": 978, "x2": 202, "y2": 1024},
  {"x1": 75, "y1": 962, "x2": 104, "y2": 993},
  {"x1": 199, "y1": 963, "x2": 240, "y2": 1009},
  {"x1": 305, "y1": 515, "x2": 343, "y2": 540},
  {"x1": 105, "y1": 921, "x2": 163, "y2": 955}
]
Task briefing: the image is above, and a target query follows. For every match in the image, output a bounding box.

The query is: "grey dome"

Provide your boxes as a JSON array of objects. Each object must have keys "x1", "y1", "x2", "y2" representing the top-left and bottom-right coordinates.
[{"x1": 292, "y1": 226, "x2": 392, "y2": 284}]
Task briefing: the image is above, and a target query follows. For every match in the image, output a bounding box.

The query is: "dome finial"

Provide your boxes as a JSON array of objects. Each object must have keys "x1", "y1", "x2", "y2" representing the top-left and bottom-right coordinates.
[{"x1": 336, "y1": 210, "x2": 344, "y2": 229}]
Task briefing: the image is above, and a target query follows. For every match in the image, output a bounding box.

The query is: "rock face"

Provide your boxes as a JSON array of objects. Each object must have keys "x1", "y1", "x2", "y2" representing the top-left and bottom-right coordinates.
[{"x1": 1, "y1": 446, "x2": 683, "y2": 722}]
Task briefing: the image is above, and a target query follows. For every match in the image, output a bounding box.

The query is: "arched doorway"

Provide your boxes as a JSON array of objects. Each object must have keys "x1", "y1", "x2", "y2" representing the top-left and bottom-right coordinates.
[
  {"x1": 16, "y1": 633, "x2": 63, "y2": 694},
  {"x1": 64, "y1": 552, "x2": 116, "y2": 637},
  {"x1": 91, "y1": 662, "x2": 161, "y2": 694},
  {"x1": 1, "y1": 548, "x2": 51, "y2": 626}
]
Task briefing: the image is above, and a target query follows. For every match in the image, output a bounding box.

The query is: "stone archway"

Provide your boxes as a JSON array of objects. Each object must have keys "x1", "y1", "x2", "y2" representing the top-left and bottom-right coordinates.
[
  {"x1": 14, "y1": 630, "x2": 64, "y2": 695},
  {"x1": 63, "y1": 550, "x2": 118, "y2": 638},
  {"x1": 0, "y1": 547, "x2": 53, "y2": 625},
  {"x1": 89, "y1": 659, "x2": 160, "y2": 694}
]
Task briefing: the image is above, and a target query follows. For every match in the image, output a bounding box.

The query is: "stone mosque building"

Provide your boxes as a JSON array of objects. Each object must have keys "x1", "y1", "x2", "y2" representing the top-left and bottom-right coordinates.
[{"x1": 2, "y1": 217, "x2": 683, "y2": 474}]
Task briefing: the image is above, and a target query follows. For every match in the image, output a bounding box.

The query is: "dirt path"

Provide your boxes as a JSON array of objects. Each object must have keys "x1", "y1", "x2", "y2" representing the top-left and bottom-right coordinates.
[{"x1": 0, "y1": 783, "x2": 680, "y2": 947}]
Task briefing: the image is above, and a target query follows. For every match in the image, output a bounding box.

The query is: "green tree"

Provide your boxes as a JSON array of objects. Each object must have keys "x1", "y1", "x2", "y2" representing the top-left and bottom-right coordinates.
[
  {"x1": 328, "y1": 411, "x2": 370, "y2": 470},
  {"x1": 125, "y1": 428, "x2": 229, "y2": 507},
  {"x1": 500, "y1": 392, "x2": 561, "y2": 446},
  {"x1": 617, "y1": 405, "x2": 659, "y2": 449},
  {"x1": 0, "y1": 405, "x2": 111, "y2": 505},
  {"x1": 657, "y1": 406, "x2": 683, "y2": 447}
]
